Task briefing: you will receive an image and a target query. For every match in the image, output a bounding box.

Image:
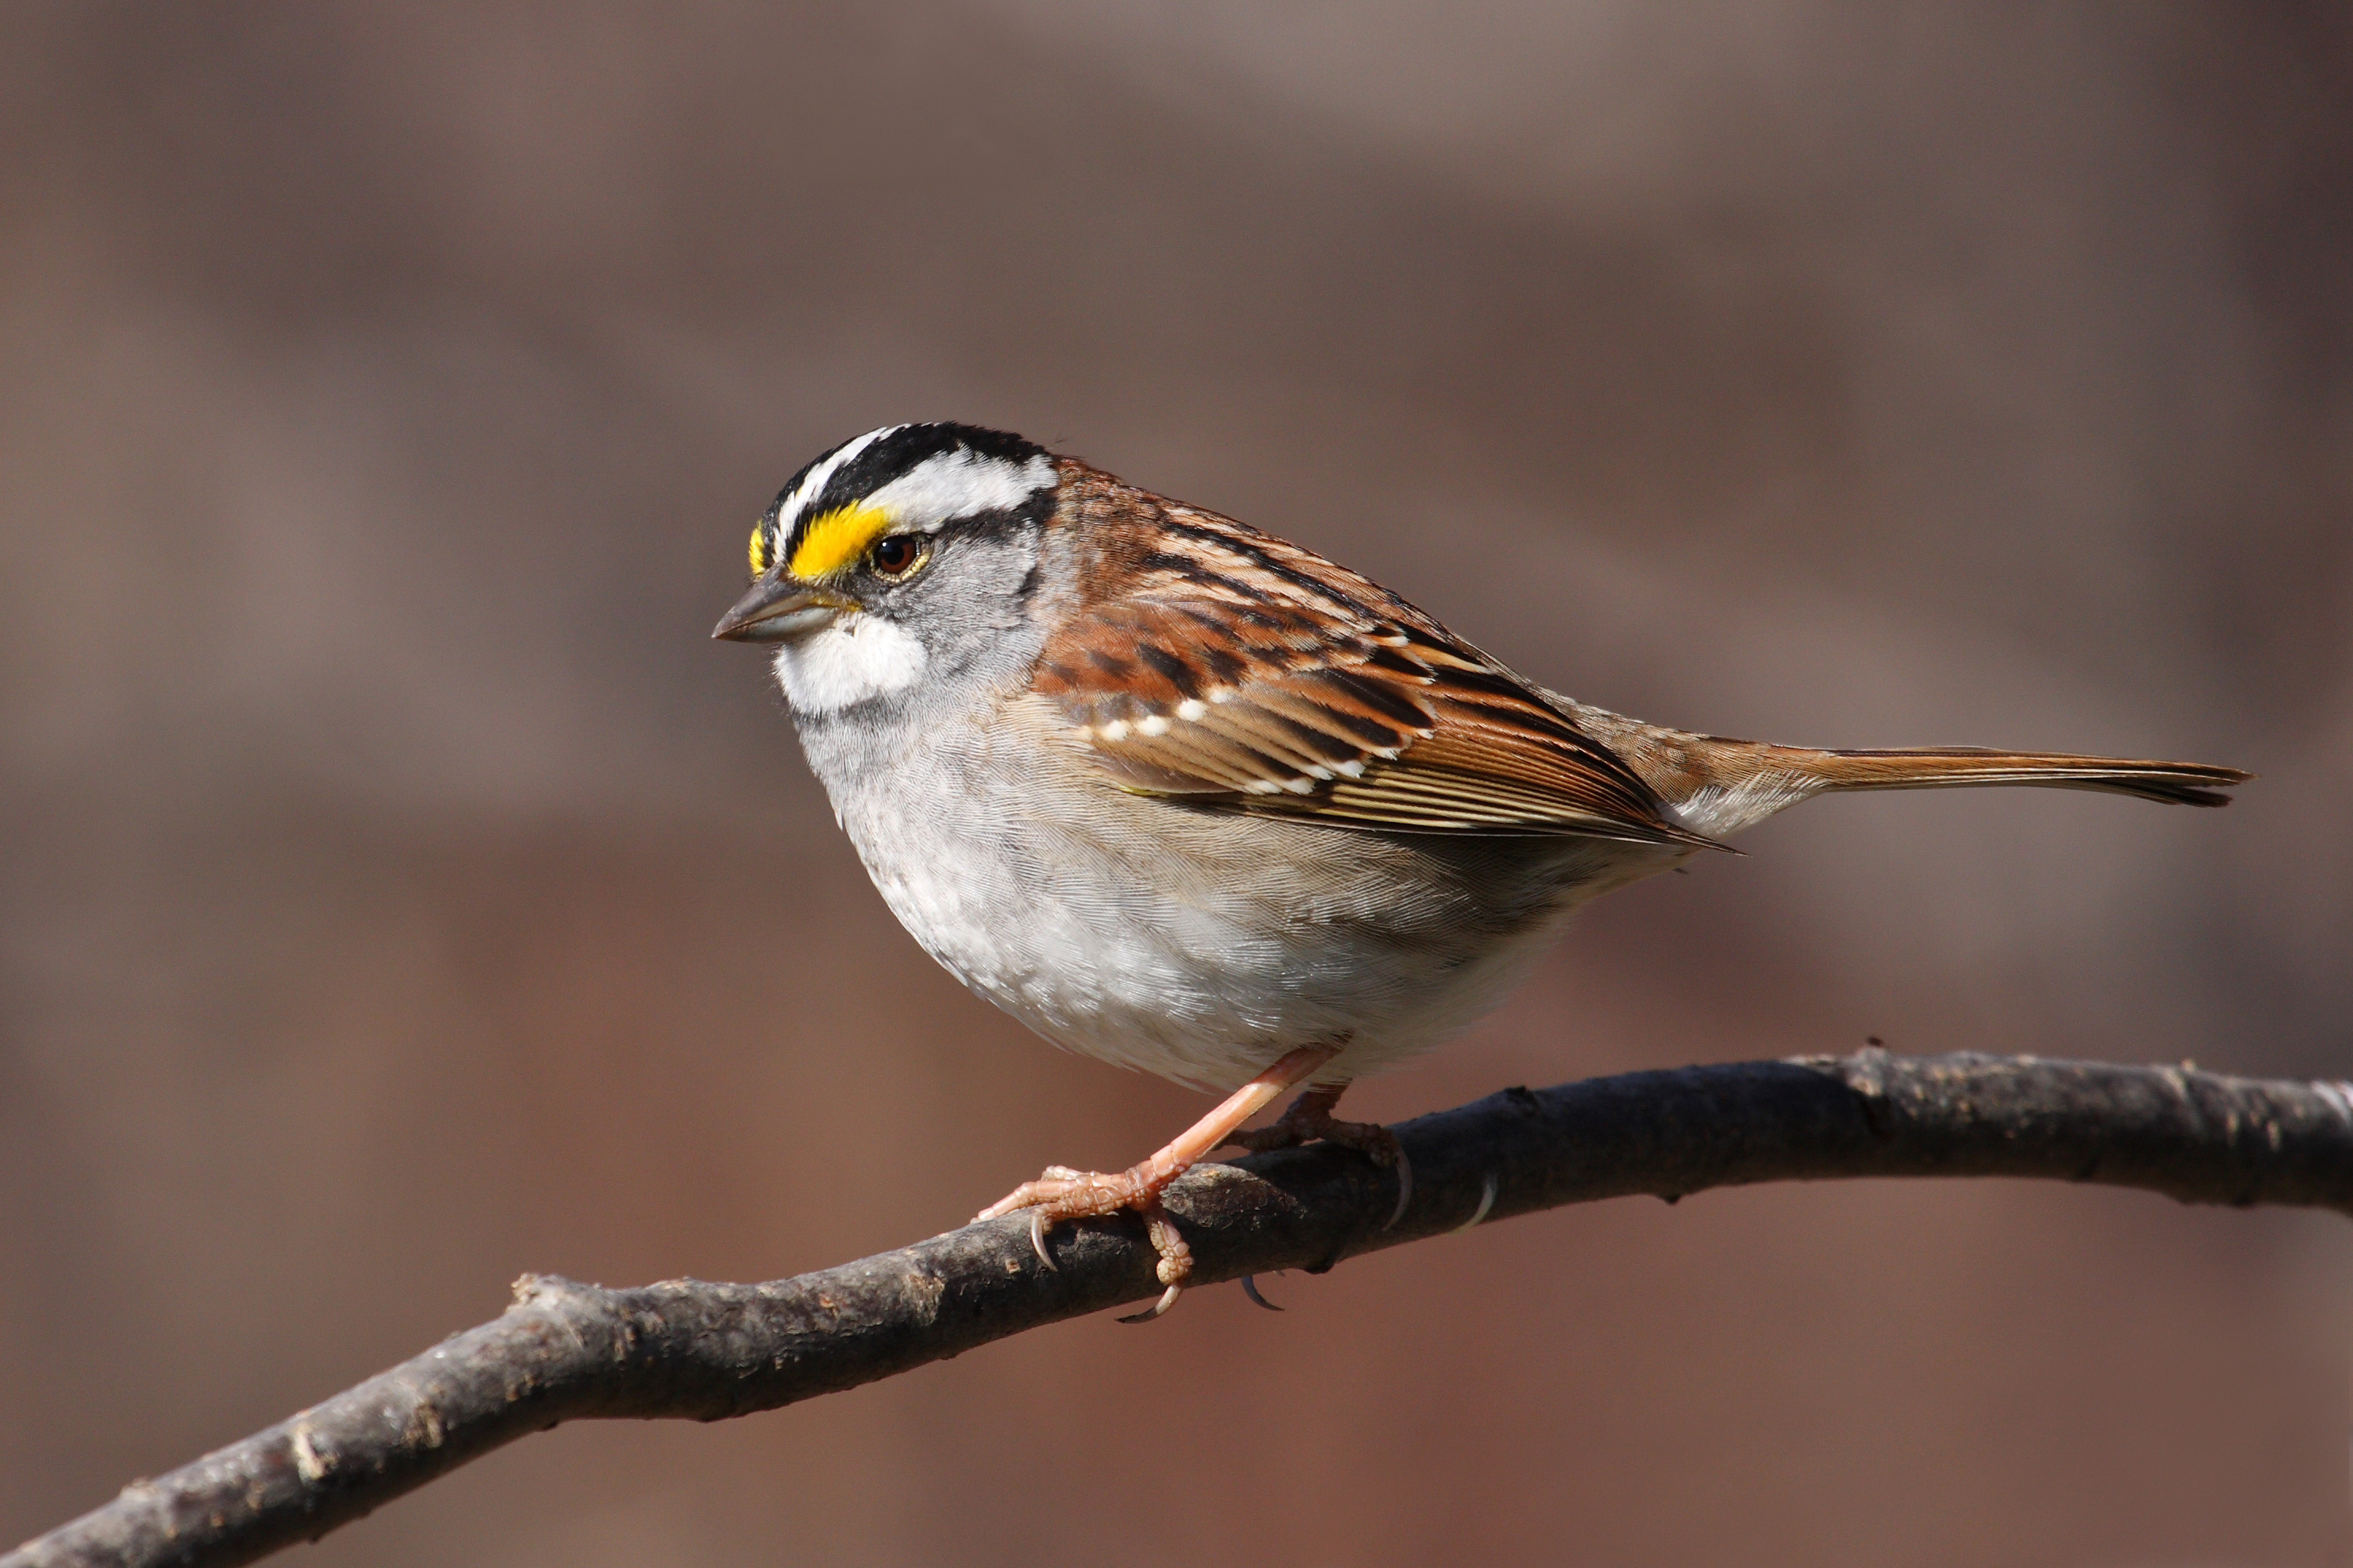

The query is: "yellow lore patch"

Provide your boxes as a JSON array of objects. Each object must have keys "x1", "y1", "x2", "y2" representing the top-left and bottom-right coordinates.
[
  {"x1": 748, "y1": 523, "x2": 772, "y2": 578},
  {"x1": 787, "y1": 501, "x2": 896, "y2": 581}
]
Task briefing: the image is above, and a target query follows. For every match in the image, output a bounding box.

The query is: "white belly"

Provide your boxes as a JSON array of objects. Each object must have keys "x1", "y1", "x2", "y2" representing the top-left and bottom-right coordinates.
[{"x1": 810, "y1": 709, "x2": 1681, "y2": 1091}]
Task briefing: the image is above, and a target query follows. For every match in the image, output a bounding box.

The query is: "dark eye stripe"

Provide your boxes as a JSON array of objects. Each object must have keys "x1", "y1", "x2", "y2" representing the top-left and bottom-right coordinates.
[{"x1": 772, "y1": 423, "x2": 1049, "y2": 562}]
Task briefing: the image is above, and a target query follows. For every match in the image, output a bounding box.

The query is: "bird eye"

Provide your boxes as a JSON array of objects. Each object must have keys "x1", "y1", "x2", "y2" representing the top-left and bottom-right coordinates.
[{"x1": 869, "y1": 535, "x2": 926, "y2": 577}]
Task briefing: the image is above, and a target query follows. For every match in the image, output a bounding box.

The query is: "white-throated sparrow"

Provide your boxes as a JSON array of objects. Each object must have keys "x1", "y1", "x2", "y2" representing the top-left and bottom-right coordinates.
[{"x1": 713, "y1": 423, "x2": 2247, "y2": 1316}]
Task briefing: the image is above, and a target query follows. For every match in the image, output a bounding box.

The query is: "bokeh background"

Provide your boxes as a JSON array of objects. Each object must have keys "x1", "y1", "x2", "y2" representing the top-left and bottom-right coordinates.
[{"x1": 6, "y1": 4, "x2": 2351, "y2": 1563}]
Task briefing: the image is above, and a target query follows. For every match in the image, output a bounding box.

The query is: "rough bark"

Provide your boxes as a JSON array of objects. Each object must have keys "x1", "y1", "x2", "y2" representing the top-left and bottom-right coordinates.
[{"x1": 13, "y1": 1049, "x2": 2352, "y2": 1568}]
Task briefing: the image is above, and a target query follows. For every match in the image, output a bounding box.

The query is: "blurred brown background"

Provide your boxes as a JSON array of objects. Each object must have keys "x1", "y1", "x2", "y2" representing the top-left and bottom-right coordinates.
[{"x1": 4, "y1": 4, "x2": 2350, "y2": 1563}]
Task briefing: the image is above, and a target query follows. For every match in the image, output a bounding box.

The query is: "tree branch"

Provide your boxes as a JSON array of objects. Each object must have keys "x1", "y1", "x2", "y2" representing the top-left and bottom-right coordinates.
[{"x1": 14, "y1": 1049, "x2": 2352, "y2": 1568}]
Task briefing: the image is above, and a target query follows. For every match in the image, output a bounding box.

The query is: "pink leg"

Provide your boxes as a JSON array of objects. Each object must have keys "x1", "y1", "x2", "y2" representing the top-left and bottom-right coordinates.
[
  {"x1": 1225, "y1": 1082, "x2": 1411, "y2": 1227},
  {"x1": 976, "y1": 1045, "x2": 1340, "y2": 1319}
]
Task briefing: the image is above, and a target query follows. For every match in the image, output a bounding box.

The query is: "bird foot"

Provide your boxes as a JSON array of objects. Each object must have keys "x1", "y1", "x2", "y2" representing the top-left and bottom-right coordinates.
[
  {"x1": 971, "y1": 1045, "x2": 1347, "y2": 1323},
  {"x1": 976, "y1": 1164, "x2": 1194, "y2": 1319},
  {"x1": 1225, "y1": 1087, "x2": 1412, "y2": 1226}
]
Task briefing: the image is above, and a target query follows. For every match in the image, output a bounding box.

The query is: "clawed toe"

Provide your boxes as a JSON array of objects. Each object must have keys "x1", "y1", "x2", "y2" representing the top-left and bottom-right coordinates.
[
  {"x1": 969, "y1": 1047, "x2": 1348, "y2": 1324},
  {"x1": 1323, "y1": 1122, "x2": 1410, "y2": 1228},
  {"x1": 1225, "y1": 1121, "x2": 1301, "y2": 1155},
  {"x1": 1117, "y1": 1284, "x2": 1184, "y2": 1323},
  {"x1": 1382, "y1": 1142, "x2": 1412, "y2": 1227},
  {"x1": 1223, "y1": 1085, "x2": 1410, "y2": 1227},
  {"x1": 1028, "y1": 1210, "x2": 1055, "y2": 1270},
  {"x1": 1115, "y1": 1197, "x2": 1193, "y2": 1322},
  {"x1": 978, "y1": 1166, "x2": 1195, "y2": 1315}
]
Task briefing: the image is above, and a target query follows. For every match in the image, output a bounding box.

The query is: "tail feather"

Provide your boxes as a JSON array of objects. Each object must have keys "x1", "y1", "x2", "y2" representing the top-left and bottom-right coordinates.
[
  {"x1": 1551, "y1": 703, "x2": 2251, "y2": 839},
  {"x1": 1809, "y1": 747, "x2": 2251, "y2": 808}
]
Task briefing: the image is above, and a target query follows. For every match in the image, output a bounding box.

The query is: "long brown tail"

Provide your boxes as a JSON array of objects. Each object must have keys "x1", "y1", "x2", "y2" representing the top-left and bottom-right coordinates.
[
  {"x1": 1553, "y1": 703, "x2": 2251, "y2": 838},
  {"x1": 1804, "y1": 747, "x2": 2249, "y2": 807}
]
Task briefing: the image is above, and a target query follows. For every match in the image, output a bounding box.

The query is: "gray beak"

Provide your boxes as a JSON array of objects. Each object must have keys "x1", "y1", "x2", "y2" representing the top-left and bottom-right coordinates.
[{"x1": 711, "y1": 577, "x2": 852, "y2": 643}]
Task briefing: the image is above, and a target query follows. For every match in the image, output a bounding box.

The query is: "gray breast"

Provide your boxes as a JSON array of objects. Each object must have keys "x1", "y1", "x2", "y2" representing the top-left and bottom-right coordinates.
[{"x1": 793, "y1": 691, "x2": 1679, "y2": 1091}]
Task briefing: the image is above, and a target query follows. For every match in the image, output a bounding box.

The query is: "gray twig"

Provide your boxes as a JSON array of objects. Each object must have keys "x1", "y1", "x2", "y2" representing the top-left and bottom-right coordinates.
[{"x1": 13, "y1": 1049, "x2": 2352, "y2": 1568}]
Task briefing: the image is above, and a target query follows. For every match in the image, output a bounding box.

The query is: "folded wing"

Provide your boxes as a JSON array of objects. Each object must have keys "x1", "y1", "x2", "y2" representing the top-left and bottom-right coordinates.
[{"x1": 1030, "y1": 513, "x2": 1717, "y2": 848}]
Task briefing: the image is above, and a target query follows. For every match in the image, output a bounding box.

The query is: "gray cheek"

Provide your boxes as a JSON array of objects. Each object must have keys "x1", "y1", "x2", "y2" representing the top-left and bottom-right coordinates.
[{"x1": 895, "y1": 536, "x2": 1049, "y2": 683}]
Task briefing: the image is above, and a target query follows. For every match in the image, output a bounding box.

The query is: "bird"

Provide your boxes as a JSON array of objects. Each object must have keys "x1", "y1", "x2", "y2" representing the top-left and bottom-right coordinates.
[{"x1": 713, "y1": 421, "x2": 2248, "y2": 1318}]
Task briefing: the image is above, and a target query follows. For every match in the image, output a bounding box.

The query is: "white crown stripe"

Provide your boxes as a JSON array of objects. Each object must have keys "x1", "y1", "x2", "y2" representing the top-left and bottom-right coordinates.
[
  {"x1": 862, "y1": 450, "x2": 1057, "y2": 531},
  {"x1": 779, "y1": 423, "x2": 905, "y2": 538}
]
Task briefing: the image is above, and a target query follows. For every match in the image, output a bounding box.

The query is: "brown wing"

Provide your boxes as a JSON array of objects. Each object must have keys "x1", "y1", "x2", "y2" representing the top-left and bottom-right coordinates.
[{"x1": 1031, "y1": 496, "x2": 1717, "y2": 848}]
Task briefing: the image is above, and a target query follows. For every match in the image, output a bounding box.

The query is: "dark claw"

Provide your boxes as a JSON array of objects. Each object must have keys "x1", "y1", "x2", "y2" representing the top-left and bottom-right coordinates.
[
  {"x1": 1385, "y1": 1144, "x2": 1413, "y2": 1229},
  {"x1": 1117, "y1": 1284, "x2": 1183, "y2": 1323},
  {"x1": 1240, "y1": 1273, "x2": 1285, "y2": 1312}
]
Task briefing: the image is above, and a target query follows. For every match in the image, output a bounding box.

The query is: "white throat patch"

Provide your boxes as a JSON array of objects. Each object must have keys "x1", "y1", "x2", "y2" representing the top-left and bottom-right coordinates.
[{"x1": 771, "y1": 612, "x2": 929, "y2": 715}]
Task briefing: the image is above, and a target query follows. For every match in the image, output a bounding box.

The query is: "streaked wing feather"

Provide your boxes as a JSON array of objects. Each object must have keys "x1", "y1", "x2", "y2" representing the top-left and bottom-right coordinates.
[{"x1": 1034, "y1": 497, "x2": 1716, "y2": 847}]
